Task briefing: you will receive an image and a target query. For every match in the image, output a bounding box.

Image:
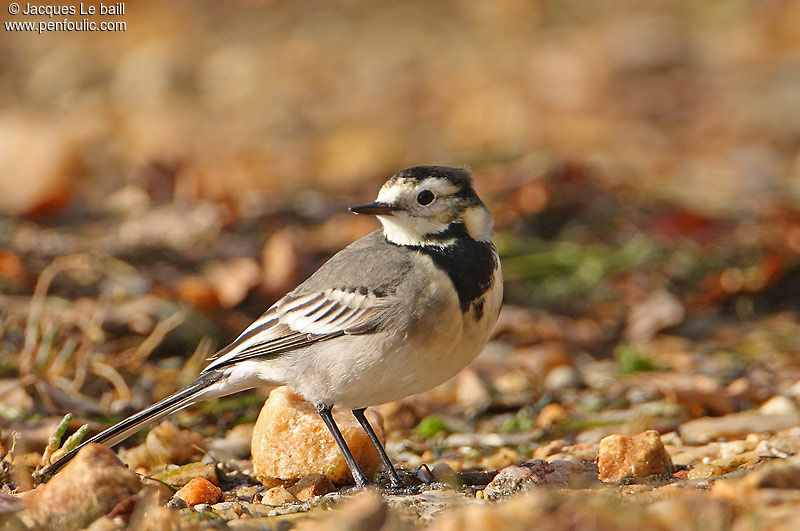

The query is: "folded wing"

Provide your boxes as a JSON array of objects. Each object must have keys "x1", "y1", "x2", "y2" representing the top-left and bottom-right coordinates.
[{"x1": 204, "y1": 287, "x2": 390, "y2": 370}]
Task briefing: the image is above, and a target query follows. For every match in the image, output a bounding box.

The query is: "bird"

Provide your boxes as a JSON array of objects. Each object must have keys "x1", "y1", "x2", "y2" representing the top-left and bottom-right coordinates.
[{"x1": 39, "y1": 166, "x2": 503, "y2": 490}]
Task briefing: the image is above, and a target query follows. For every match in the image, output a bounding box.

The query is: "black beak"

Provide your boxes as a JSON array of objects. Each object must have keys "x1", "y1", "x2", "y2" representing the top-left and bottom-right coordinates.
[{"x1": 349, "y1": 202, "x2": 401, "y2": 215}]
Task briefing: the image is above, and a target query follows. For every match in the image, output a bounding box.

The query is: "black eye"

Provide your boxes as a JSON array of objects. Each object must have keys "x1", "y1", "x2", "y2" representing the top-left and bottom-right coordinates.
[{"x1": 416, "y1": 190, "x2": 435, "y2": 205}]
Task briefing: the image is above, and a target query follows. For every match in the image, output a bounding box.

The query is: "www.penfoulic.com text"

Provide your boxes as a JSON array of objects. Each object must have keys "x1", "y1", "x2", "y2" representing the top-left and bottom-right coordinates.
[{"x1": 5, "y1": 3, "x2": 126, "y2": 34}]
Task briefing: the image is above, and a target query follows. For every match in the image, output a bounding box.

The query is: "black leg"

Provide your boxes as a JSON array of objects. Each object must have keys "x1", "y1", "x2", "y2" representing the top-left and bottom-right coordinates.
[
  {"x1": 352, "y1": 407, "x2": 406, "y2": 489},
  {"x1": 316, "y1": 404, "x2": 369, "y2": 488}
]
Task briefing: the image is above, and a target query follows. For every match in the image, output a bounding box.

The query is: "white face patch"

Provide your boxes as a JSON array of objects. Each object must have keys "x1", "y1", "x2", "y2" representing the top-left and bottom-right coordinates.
[
  {"x1": 417, "y1": 177, "x2": 458, "y2": 197},
  {"x1": 372, "y1": 174, "x2": 494, "y2": 245},
  {"x1": 376, "y1": 177, "x2": 458, "y2": 205},
  {"x1": 377, "y1": 214, "x2": 449, "y2": 246},
  {"x1": 461, "y1": 205, "x2": 494, "y2": 242}
]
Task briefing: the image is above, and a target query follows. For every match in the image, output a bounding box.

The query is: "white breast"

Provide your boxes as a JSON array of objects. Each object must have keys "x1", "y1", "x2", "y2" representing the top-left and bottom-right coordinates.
[{"x1": 280, "y1": 250, "x2": 503, "y2": 409}]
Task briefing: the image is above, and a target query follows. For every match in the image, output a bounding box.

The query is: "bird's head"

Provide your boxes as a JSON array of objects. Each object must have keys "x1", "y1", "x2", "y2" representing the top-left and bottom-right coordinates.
[{"x1": 350, "y1": 166, "x2": 493, "y2": 247}]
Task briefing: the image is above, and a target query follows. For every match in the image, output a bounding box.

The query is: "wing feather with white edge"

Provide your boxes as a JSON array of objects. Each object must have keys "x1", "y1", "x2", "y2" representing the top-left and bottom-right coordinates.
[{"x1": 203, "y1": 287, "x2": 391, "y2": 370}]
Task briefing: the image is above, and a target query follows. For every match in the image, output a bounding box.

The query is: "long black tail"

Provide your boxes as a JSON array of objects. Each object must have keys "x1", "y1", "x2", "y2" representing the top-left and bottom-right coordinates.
[{"x1": 39, "y1": 370, "x2": 226, "y2": 477}]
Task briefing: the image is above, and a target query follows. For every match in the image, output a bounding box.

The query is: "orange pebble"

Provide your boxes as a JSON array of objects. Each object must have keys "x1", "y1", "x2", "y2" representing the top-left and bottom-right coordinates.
[{"x1": 175, "y1": 477, "x2": 222, "y2": 506}]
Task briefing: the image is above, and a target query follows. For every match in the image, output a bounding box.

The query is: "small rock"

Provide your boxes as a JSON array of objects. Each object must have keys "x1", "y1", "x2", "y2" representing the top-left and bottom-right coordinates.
[
  {"x1": 533, "y1": 439, "x2": 567, "y2": 459},
  {"x1": 230, "y1": 484, "x2": 262, "y2": 501},
  {"x1": 18, "y1": 444, "x2": 141, "y2": 530},
  {"x1": 686, "y1": 462, "x2": 733, "y2": 480},
  {"x1": 210, "y1": 501, "x2": 244, "y2": 520},
  {"x1": 786, "y1": 379, "x2": 800, "y2": 398},
  {"x1": 206, "y1": 423, "x2": 254, "y2": 460},
  {"x1": 205, "y1": 257, "x2": 261, "y2": 308},
  {"x1": 648, "y1": 373, "x2": 736, "y2": 416},
  {"x1": 709, "y1": 477, "x2": 751, "y2": 501},
  {"x1": 288, "y1": 473, "x2": 334, "y2": 501},
  {"x1": 431, "y1": 462, "x2": 460, "y2": 488},
  {"x1": 758, "y1": 395, "x2": 799, "y2": 416},
  {"x1": 456, "y1": 368, "x2": 491, "y2": 413},
  {"x1": 646, "y1": 491, "x2": 735, "y2": 530},
  {"x1": 624, "y1": 289, "x2": 684, "y2": 343},
  {"x1": 152, "y1": 461, "x2": 218, "y2": 488},
  {"x1": 252, "y1": 386, "x2": 384, "y2": 485},
  {"x1": 536, "y1": 403, "x2": 568, "y2": 428},
  {"x1": 173, "y1": 477, "x2": 222, "y2": 506},
  {"x1": 0, "y1": 493, "x2": 24, "y2": 516},
  {"x1": 743, "y1": 458, "x2": 800, "y2": 489},
  {"x1": 377, "y1": 398, "x2": 429, "y2": 432},
  {"x1": 113, "y1": 202, "x2": 222, "y2": 253},
  {"x1": 106, "y1": 493, "x2": 139, "y2": 522},
  {"x1": 118, "y1": 420, "x2": 204, "y2": 472},
  {"x1": 294, "y1": 489, "x2": 386, "y2": 531},
  {"x1": 477, "y1": 447, "x2": 525, "y2": 471},
  {"x1": 678, "y1": 409, "x2": 800, "y2": 445},
  {"x1": 761, "y1": 432, "x2": 800, "y2": 456},
  {"x1": 535, "y1": 441, "x2": 599, "y2": 463},
  {"x1": 85, "y1": 515, "x2": 121, "y2": 531},
  {"x1": 545, "y1": 365, "x2": 582, "y2": 390},
  {"x1": 483, "y1": 459, "x2": 598, "y2": 499},
  {"x1": 261, "y1": 485, "x2": 298, "y2": 506},
  {"x1": 433, "y1": 486, "x2": 656, "y2": 530},
  {"x1": 0, "y1": 379, "x2": 34, "y2": 418},
  {"x1": 680, "y1": 440, "x2": 769, "y2": 480},
  {"x1": 668, "y1": 438, "x2": 760, "y2": 467},
  {"x1": 238, "y1": 501, "x2": 274, "y2": 519},
  {"x1": 132, "y1": 498, "x2": 185, "y2": 529},
  {"x1": 597, "y1": 430, "x2": 674, "y2": 482}
]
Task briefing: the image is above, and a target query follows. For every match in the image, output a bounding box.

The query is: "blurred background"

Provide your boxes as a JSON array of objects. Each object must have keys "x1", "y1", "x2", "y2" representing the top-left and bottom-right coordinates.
[{"x1": 1, "y1": 0, "x2": 800, "y2": 471}]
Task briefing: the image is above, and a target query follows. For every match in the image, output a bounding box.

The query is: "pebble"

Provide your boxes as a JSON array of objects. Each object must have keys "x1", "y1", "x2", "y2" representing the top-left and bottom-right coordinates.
[
  {"x1": 210, "y1": 501, "x2": 244, "y2": 520},
  {"x1": 534, "y1": 440, "x2": 599, "y2": 463},
  {"x1": 536, "y1": 403, "x2": 568, "y2": 428},
  {"x1": 173, "y1": 477, "x2": 222, "y2": 506},
  {"x1": 597, "y1": 430, "x2": 674, "y2": 482},
  {"x1": 758, "y1": 395, "x2": 800, "y2": 416},
  {"x1": 431, "y1": 462, "x2": 460, "y2": 488},
  {"x1": 743, "y1": 457, "x2": 800, "y2": 489},
  {"x1": 206, "y1": 423, "x2": 254, "y2": 460},
  {"x1": 293, "y1": 489, "x2": 386, "y2": 531},
  {"x1": 456, "y1": 368, "x2": 492, "y2": 413},
  {"x1": 152, "y1": 461, "x2": 218, "y2": 489},
  {"x1": 678, "y1": 410, "x2": 800, "y2": 445},
  {"x1": 251, "y1": 386, "x2": 384, "y2": 485},
  {"x1": 261, "y1": 485, "x2": 298, "y2": 506},
  {"x1": 545, "y1": 365, "x2": 583, "y2": 391},
  {"x1": 483, "y1": 459, "x2": 598, "y2": 500},
  {"x1": 428, "y1": 489, "x2": 637, "y2": 531},
  {"x1": 117, "y1": 420, "x2": 204, "y2": 472},
  {"x1": 624, "y1": 289, "x2": 685, "y2": 343},
  {"x1": 19, "y1": 444, "x2": 142, "y2": 529},
  {"x1": 288, "y1": 474, "x2": 335, "y2": 501}
]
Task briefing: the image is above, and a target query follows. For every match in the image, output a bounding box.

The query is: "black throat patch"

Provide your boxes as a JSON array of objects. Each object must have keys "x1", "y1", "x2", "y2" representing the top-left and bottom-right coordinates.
[{"x1": 390, "y1": 223, "x2": 498, "y2": 313}]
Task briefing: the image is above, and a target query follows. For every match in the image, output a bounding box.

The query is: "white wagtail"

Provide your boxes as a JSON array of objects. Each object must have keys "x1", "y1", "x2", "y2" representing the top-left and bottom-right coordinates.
[{"x1": 41, "y1": 166, "x2": 503, "y2": 489}]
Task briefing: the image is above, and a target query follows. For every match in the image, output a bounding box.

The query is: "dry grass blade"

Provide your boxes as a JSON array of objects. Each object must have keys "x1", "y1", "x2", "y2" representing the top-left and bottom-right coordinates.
[
  {"x1": 181, "y1": 336, "x2": 215, "y2": 383},
  {"x1": 20, "y1": 255, "x2": 92, "y2": 375},
  {"x1": 90, "y1": 360, "x2": 132, "y2": 405},
  {"x1": 117, "y1": 309, "x2": 186, "y2": 370}
]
